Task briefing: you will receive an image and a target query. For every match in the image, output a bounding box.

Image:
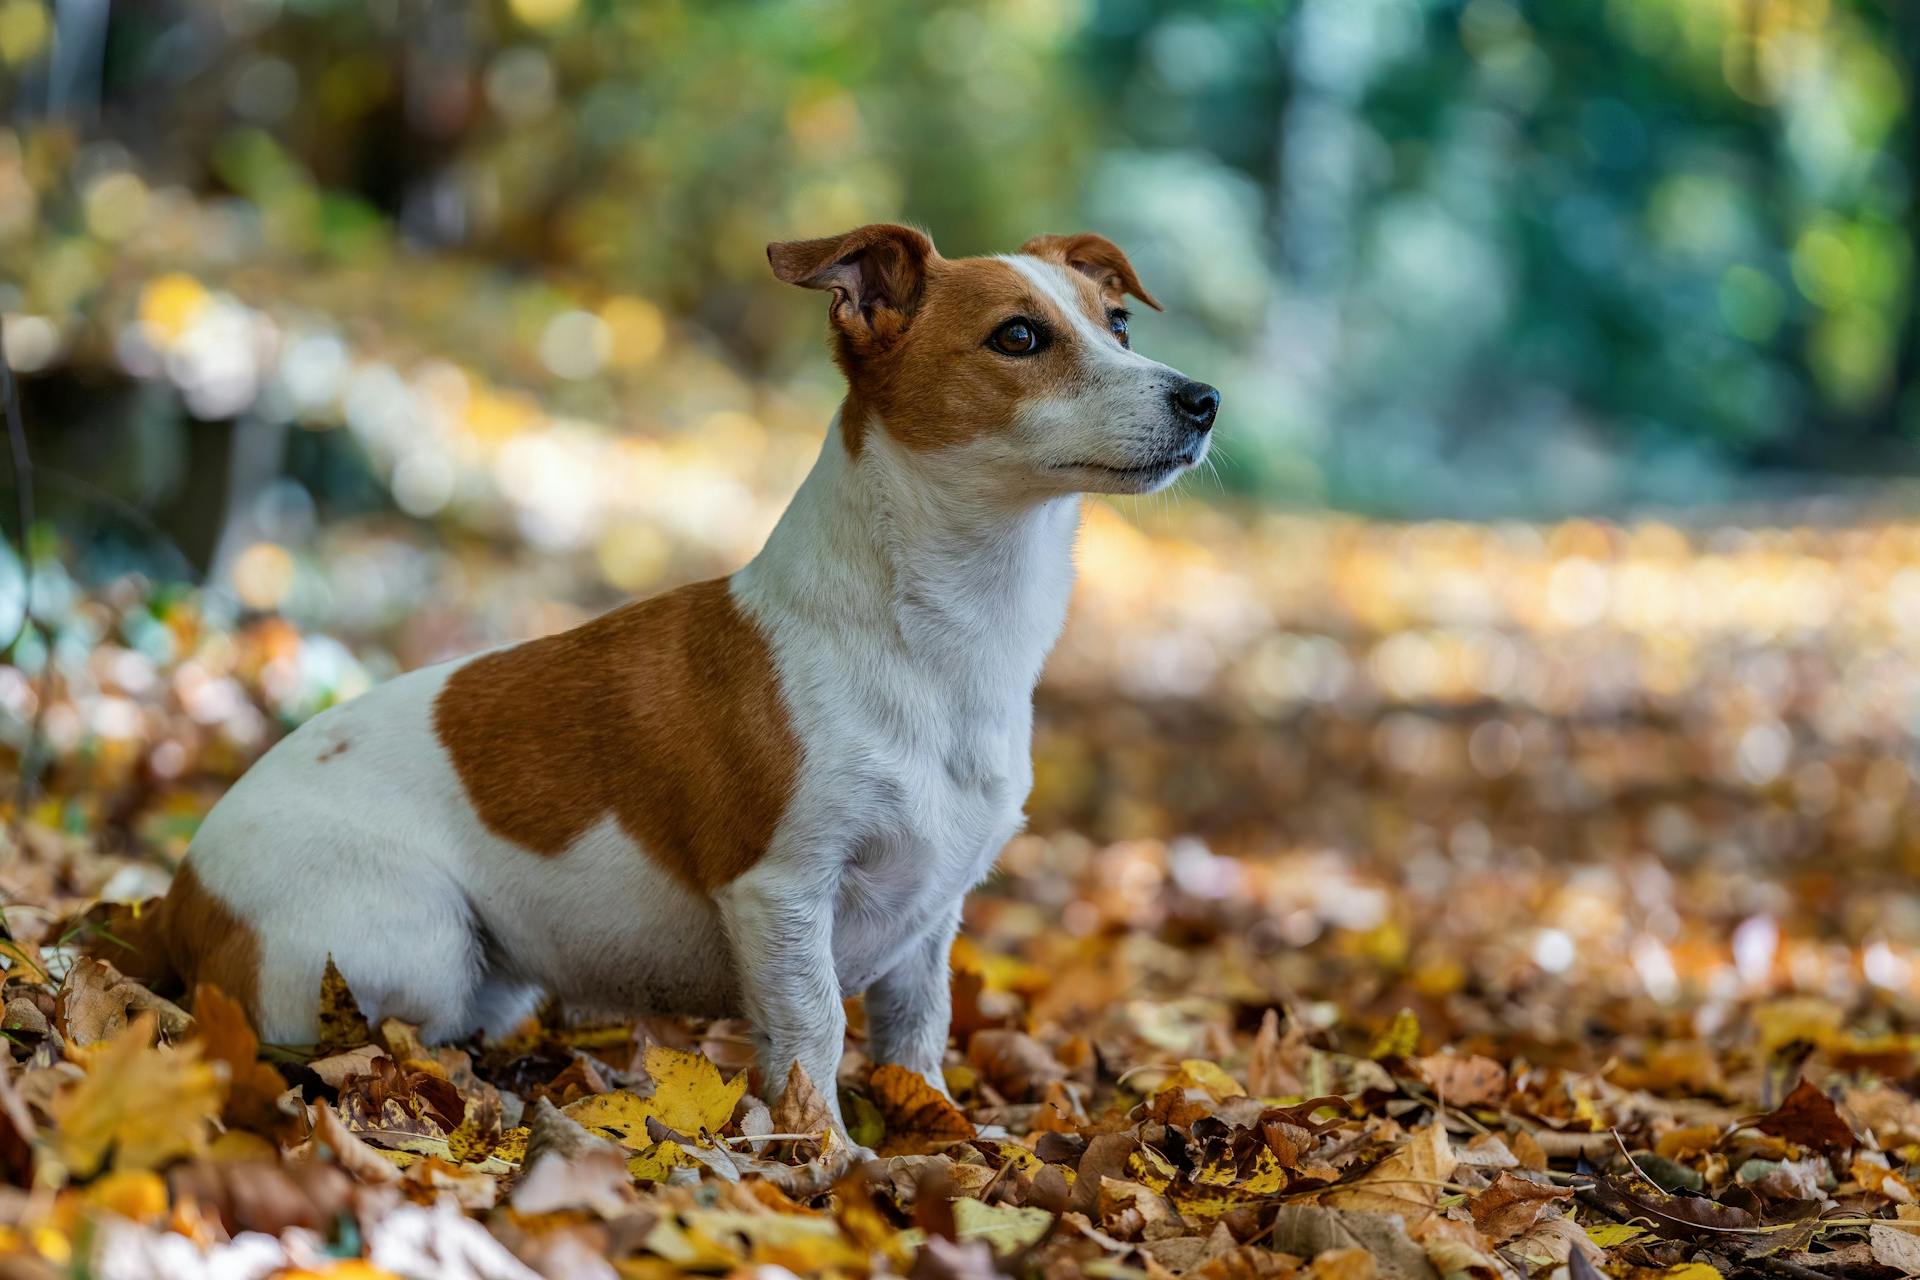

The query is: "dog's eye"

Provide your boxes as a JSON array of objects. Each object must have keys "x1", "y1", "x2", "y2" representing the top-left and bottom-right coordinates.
[
  {"x1": 988, "y1": 319, "x2": 1042, "y2": 356},
  {"x1": 1108, "y1": 309, "x2": 1131, "y2": 347}
]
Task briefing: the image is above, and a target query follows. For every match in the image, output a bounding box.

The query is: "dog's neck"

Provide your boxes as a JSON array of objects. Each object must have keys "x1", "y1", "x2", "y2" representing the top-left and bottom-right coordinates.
[{"x1": 738, "y1": 411, "x2": 1080, "y2": 697}]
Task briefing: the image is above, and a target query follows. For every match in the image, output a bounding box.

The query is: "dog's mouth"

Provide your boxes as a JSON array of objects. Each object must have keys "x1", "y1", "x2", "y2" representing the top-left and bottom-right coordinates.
[{"x1": 1052, "y1": 452, "x2": 1197, "y2": 480}]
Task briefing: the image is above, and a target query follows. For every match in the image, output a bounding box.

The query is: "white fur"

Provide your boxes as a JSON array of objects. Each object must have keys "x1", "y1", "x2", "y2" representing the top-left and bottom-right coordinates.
[{"x1": 180, "y1": 254, "x2": 1209, "y2": 1123}]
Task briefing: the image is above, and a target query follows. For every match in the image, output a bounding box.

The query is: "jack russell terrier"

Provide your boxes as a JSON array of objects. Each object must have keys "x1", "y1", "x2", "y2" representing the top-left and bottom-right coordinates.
[{"x1": 128, "y1": 225, "x2": 1218, "y2": 1127}]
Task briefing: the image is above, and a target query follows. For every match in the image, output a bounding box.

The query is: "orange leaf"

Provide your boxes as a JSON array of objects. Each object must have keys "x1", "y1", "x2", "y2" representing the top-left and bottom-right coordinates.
[
  {"x1": 192, "y1": 984, "x2": 293, "y2": 1139},
  {"x1": 870, "y1": 1064, "x2": 974, "y2": 1154}
]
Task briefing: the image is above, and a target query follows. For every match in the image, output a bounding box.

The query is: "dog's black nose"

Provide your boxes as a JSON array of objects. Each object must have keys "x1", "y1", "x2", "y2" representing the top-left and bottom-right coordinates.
[{"x1": 1170, "y1": 379, "x2": 1220, "y2": 431}]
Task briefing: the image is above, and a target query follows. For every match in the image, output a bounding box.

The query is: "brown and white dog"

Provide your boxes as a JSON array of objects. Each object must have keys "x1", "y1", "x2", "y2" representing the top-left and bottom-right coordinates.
[{"x1": 135, "y1": 225, "x2": 1218, "y2": 1127}]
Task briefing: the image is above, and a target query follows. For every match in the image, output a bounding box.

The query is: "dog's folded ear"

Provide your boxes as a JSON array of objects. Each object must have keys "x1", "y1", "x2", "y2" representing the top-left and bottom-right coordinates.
[
  {"x1": 768, "y1": 224, "x2": 936, "y2": 354},
  {"x1": 1019, "y1": 233, "x2": 1162, "y2": 311}
]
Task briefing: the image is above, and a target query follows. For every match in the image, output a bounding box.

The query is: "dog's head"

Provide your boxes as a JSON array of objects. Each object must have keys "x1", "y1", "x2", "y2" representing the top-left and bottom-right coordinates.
[{"x1": 769, "y1": 225, "x2": 1218, "y2": 497}]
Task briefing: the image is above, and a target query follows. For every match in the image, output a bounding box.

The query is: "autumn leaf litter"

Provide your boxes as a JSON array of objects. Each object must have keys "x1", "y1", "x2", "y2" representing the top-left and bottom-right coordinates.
[{"x1": 0, "y1": 845, "x2": 1908, "y2": 1279}]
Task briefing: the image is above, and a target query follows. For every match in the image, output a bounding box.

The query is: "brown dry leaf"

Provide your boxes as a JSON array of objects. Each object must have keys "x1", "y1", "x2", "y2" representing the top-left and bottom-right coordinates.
[
  {"x1": 1454, "y1": 1133, "x2": 1517, "y2": 1170},
  {"x1": 966, "y1": 1029, "x2": 1067, "y2": 1100},
  {"x1": 1509, "y1": 1214, "x2": 1604, "y2": 1270},
  {"x1": 1320, "y1": 1122, "x2": 1456, "y2": 1226},
  {"x1": 316, "y1": 955, "x2": 372, "y2": 1053},
  {"x1": 1248, "y1": 1009, "x2": 1306, "y2": 1098},
  {"x1": 1266, "y1": 1204, "x2": 1431, "y2": 1280},
  {"x1": 1869, "y1": 1223, "x2": 1920, "y2": 1274},
  {"x1": 57, "y1": 957, "x2": 193, "y2": 1046},
  {"x1": 770, "y1": 1059, "x2": 835, "y2": 1140},
  {"x1": 1097, "y1": 1176, "x2": 1177, "y2": 1242},
  {"x1": 872, "y1": 1063, "x2": 976, "y2": 1154},
  {"x1": 1467, "y1": 1171, "x2": 1573, "y2": 1243},
  {"x1": 306, "y1": 1101, "x2": 399, "y2": 1184},
  {"x1": 51, "y1": 1012, "x2": 223, "y2": 1178},
  {"x1": 404, "y1": 1154, "x2": 499, "y2": 1210},
  {"x1": 1508, "y1": 1129, "x2": 1548, "y2": 1172},
  {"x1": 535, "y1": 1055, "x2": 611, "y2": 1107},
  {"x1": 1410, "y1": 1053, "x2": 1507, "y2": 1108},
  {"x1": 1845, "y1": 1086, "x2": 1920, "y2": 1149},
  {"x1": 168, "y1": 1158, "x2": 353, "y2": 1237},
  {"x1": 1757, "y1": 1078, "x2": 1857, "y2": 1151},
  {"x1": 190, "y1": 983, "x2": 293, "y2": 1139},
  {"x1": 518, "y1": 1095, "x2": 627, "y2": 1187},
  {"x1": 1190, "y1": 1245, "x2": 1304, "y2": 1279},
  {"x1": 512, "y1": 1146, "x2": 637, "y2": 1217},
  {"x1": 307, "y1": 1044, "x2": 387, "y2": 1089},
  {"x1": 336, "y1": 1054, "x2": 466, "y2": 1136}
]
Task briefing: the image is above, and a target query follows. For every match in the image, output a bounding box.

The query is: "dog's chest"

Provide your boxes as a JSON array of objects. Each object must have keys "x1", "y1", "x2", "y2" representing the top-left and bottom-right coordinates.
[{"x1": 826, "y1": 689, "x2": 1033, "y2": 988}]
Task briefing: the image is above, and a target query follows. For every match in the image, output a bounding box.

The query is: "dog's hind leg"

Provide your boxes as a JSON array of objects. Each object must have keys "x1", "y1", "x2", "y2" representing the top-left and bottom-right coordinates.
[{"x1": 243, "y1": 870, "x2": 488, "y2": 1046}]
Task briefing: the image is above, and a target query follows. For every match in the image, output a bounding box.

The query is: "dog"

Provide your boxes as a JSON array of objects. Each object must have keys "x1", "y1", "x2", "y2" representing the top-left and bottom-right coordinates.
[{"x1": 125, "y1": 224, "x2": 1218, "y2": 1127}]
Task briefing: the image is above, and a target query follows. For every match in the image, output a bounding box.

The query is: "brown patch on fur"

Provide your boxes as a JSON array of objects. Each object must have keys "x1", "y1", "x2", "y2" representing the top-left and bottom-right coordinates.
[
  {"x1": 317, "y1": 741, "x2": 349, "y2": 762},
  {"x1": 433, "y1": 577, "x2": 799, "y2": 893},
  {"x1": 768, "y1": 224, "x2": 1160, "y2": 455},
  {"x1": 160, "y1": 862, "x2": 264, "y2": 1018}
]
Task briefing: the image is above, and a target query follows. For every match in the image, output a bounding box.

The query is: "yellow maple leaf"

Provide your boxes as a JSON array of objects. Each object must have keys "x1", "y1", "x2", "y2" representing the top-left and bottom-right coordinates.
[
  {"x1": 627, "y1": 1140, "x2": 689, "y2": 1182},
  {"x1": 564, "y1": 1046, "x2": 744, "y2": 1147},
  {"x1": 51, "y1": 1012, "x2": 224, "y2": 1179}
]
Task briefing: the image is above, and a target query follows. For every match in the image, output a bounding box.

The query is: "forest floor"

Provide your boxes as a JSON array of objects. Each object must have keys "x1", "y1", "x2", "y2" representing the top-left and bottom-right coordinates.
[{"x1": 2, "y1": 513, "x2": 1920, "y2": 1278}]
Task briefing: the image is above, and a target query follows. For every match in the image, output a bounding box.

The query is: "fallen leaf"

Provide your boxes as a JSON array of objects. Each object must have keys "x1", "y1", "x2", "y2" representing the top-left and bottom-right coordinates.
[
  {"x1": 168, "y1": 1158, "x2": 353, "y2": 1237},
  {"x1": 1756, "y1": 1078, "x2": 1857, "y2": 1151},
  {"x1": 511, "y1": 1147, "x2": 636, "y2": 1217},
  {"x1": 1320, "y1": 1122, "x2": 1456, "y2": 1226},
  {"x1": 966, "y1": 1030, "x2": 1067, "y2": 1100},
  {"x1": 532, "y1": 1055, "x2": 609, "y2": 1107},
  {"x1": 307, "y1": 1102, "x2": 400, "y2": 1184},
  {"x1": 1411, "y1": 1053, "x2": 1507, "y2": 1108},
  {"x1": 307, "y1": 1044, "x2": 387, "y2": 1089},
  {"x1": 337, "y1": 1054, "x2": 466, "y2": 1137},
  {"x1": 1854, "y1": 1151, "x2": 1918, "y2": 1205},
  {"x1": 563, "y1": 1045, "x2": 744, "y2": 1147},
  {"x1": 57, "y1": 958, "x2": 192, "y2": 1046},
  {"x1": 1369, "y1": 1009, "x2": 1421, "y2": 1060},
  {"x1": 190, "y1": 984, "x2": 293, "y2": 1139},
  {"x1": 1303, "y1": 1246, "x2": 1378, "y2": 1280},
  {"x1": 1247, "y1": 1009, "x2": 1305, "y2": 1098},
  {"x1": 51, "y1": 1012, "x2": 223, "y2": 1178},
  {"x1": 872, "y1": 1063, "x2": 976, "y2": 1154},
  {"x1": 952, "y1": 1197, "x2": 1054, "y2": 1254},
  {"x1": 1467, "y1": 1171, "x2": 1573, "y2": 1243},
  {"x1": 1165, "y1": 1058, "x2": 1248, "y2": 1103},
  {"x1": 1869, "y1": 1223, "x2": 1920, "y2": 1275},
  {"x1": 1266, "y1": 1204, "x2": 1434, "y2": 1280},
  {"x1": 317, "y1": 956, "x2": 372, "y2": 1054},
  {"x1": 769, "y1": 1059, "x2": 834, "y2": 1140}
]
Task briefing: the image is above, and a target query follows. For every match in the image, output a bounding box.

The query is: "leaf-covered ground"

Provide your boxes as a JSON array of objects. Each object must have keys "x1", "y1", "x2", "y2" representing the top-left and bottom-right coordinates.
[{"x1": 5, "y1": 514, "x2": 1920, "y2": 1278}]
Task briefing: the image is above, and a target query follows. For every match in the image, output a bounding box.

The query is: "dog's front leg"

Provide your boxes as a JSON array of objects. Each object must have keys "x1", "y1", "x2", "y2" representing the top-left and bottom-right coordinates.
[
  {"x1": 865, "y1": 904, "x2": 960, "y2": 1097},
  {"x1": 715, "y1": 859, "x2": 849, "y2": 1133}
]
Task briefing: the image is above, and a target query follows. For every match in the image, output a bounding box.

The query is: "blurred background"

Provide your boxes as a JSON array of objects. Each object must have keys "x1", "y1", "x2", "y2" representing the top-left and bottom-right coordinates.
[{"x1": 4, "y1": 0, "x2": 1920, "y2": 1026}]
